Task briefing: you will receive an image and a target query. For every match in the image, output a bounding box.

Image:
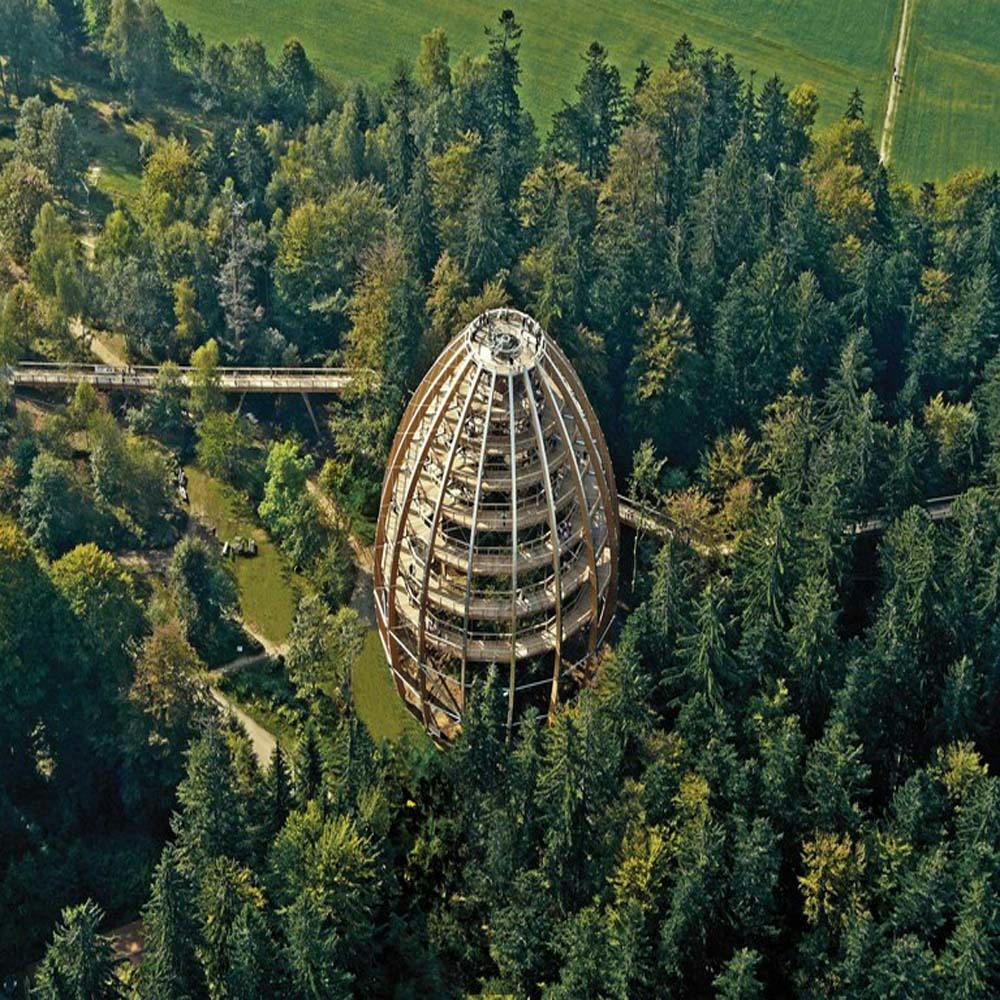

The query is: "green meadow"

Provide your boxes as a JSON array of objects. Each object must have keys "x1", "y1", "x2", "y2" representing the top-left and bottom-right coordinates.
[
  {"x1": 891, "y1": 0, "x2": 1000, "y2": 182},
  {"x1": 184, "y1": 465, "x2": 305, "y2": 646},
  {"x1": 158, "y1": 0, "x2": 897, "y2": 135},
  {"x1": 350, "y1": 628, "x2": 426, "y2": 744}
]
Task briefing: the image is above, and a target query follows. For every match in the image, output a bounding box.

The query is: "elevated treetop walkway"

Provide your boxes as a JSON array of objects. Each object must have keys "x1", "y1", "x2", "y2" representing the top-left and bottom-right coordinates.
[
  {"x1": 619, "y1": 492, "x2": 964, "y2": 545},
  {"x1": 7, "y1": 361, "x2": 355, "y2": 394},
  {"x1": 5, "y1": 361, "x2": 961, "y2": 539}
]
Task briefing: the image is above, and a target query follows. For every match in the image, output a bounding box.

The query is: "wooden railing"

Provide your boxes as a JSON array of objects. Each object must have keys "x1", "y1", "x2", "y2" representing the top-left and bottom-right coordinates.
[{"x1": 6, "y1": 361, "x2": 356, "y2": 394}]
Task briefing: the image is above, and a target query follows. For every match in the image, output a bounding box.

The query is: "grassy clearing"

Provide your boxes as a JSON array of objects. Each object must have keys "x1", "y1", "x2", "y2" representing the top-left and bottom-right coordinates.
[
  {"x1": 47, "y1": 69, "x2": 211, "y2": 212},
  {"x1": 216, "y1": 629, "x2": 427, "y2": 749},
  {"x1": 184, "y1": 464, "x2": 305, "y2": 645},
  {"x1": 891, "y1": 0, "x2": 1000, "y2": 182},
  {"x1": 158, "y1": 0, "x2": 895, "y2": 134},
  {"x1": 351, "y1": 628, "x2": 425, "y2": 744},
  {"x1": 185, "y1": 468, "x2": 419, "y2": 745}
]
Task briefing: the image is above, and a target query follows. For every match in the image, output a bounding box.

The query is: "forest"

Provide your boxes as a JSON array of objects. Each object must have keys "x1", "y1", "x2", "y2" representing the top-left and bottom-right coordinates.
[{"x1": 2, "y1": 1, "x2": 1000, "y2": 996}]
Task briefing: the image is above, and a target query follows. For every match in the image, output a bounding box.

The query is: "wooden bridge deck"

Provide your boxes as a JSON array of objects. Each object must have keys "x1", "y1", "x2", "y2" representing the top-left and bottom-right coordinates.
[
  {"x1": 5, "y1": 362, "x2": 961, "y2": 539},
  {"x1": 7, "y1": 362, "x2": 355, "y2": 393},
  {"x1": 617, "y1": 494, "x2": 962, "y2": 542}
]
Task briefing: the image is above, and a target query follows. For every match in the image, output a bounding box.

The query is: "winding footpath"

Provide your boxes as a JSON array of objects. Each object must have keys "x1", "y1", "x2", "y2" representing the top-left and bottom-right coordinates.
[
  {"x1": 209, "y1": 685, "x2": 277, "y2": 766},
  {"x1": 880, "y1": 0, "x2": 916, "y2": 164},
  {"x1": 208, "y1": 621, "x2": 287, "y2": 769}
]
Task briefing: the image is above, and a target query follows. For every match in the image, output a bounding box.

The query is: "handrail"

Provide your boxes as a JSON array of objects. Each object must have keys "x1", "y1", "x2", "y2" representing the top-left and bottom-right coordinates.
[
  {"x1": 8, "y1": 361, "x2": 361, "y2": 393},
  {"x1": 8, "y1": 360, "x2": 965, "y2": 542},
  {"x1": 13, "y1": 361, "x2": 357, "y2": 375}
]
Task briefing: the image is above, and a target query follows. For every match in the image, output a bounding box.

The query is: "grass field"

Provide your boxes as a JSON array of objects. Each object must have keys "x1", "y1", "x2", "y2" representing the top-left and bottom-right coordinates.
[
  {"x1": 158, "y1": 0, "x2": 896, "y2": 136},
  {"x1": 185, "y1": 467, "x2": 422, "y2": 743},
  {"x1": 184, "y1": 465, "x2": 305, "y2": 645},
  {"x1": 351, "y1": 628, "x2": 425, "y2": 743},
  {"x1": 891, "y1": 0, "x2": 1000, "y2": 182}
]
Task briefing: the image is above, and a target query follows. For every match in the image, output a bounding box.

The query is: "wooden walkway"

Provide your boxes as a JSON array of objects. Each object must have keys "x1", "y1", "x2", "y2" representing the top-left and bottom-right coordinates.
[
  {"x1": 618, "y1": 494, "x2": 674, "y2": 537},
  {"x1": 618, "y1": 493, "x2": 962, "y2": 543},
  {"x1": 7, "y1": 361, "x2": 355, "y2": 394},
  {"x1": 846, "y1": 494, "x2": 959, "y2": 536},
  {"x1": 6, "y1": 360, "x2": 960, "y2": 542}
]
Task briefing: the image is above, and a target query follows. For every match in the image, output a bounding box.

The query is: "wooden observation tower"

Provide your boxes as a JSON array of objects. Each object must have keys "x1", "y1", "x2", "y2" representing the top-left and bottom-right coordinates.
[{"x1": 373, "y1": 309, "x2": 619, "y2": 740}]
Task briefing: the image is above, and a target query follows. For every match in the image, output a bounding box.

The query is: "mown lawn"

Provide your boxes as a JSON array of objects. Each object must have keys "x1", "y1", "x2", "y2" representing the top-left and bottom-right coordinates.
[
  {"x1": 158, "y1": 0, "x2": 896, "y2": 134},
  {"x1": 186, "y1": 466, "x2": 421, "y2": 744},
  {"x1": 891, "y1": 0, "x2": 1000, "y2": 182},
  {"x1": 184, "y1": 465, "x2": 305, "y2": 645},
  {"x1": 214, "y1": 629, "x2": 427, "y2": 750},
  {"x1": 351, "y1": 628, "x2": 425, "y2": 744}
]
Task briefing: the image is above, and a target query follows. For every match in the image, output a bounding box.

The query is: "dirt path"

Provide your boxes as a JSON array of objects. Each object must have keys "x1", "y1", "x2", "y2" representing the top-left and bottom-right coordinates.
[
  {"x1": 240, "y1": 620, "x2": 287, "y2": 660},
  {"x1": 214, "y1": 650, "x2": 271, "y2": 676},
  {"x1": 880, "y1": 0, "x2": 915, "y2": 163},
  {"x1": 210, "y1": 685, "x2": 277, "y2": 768}
]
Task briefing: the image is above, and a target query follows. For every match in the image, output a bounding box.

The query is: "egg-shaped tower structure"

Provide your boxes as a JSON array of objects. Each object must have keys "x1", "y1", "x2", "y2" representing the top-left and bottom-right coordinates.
[{"x1": 373, "y1": 309, "x2": 618, "y2": 740}]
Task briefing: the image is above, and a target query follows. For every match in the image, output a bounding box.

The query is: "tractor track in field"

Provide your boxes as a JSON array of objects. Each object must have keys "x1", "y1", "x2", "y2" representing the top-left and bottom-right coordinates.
[{"x1": 880, "y1": 0, "x2": 915, "y2": 163}]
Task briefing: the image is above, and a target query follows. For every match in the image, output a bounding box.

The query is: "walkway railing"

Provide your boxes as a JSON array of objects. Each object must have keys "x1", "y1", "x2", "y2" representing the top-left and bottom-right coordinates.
[
  {"x1": 5, "y1": 361, "x2": 962, "y2": 539},
  {"x1": 7, "y1": 361, "x2": 356, "y2": 393}
]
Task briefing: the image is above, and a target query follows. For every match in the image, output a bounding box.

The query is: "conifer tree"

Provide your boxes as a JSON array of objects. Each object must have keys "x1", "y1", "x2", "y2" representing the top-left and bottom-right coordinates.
[
  {"x1": 137, "y1": 845, "x2": 202, "y2": 1000},
  {"x1": 385, "y1": 67, "x2": 418, "y2": 205},
  {"x1": 33, "y1": 900, "x2": 122, "y2": 1000},
  {"x1": 713, "y1": 948, "x2": 764, "y2": 1000},
  {"x1": 550, "y1": 42, "x2": 625, "y2": 178},
  {"x1": 265, "y1": 743, "x2": 293, "y2": 838},
  {"x1": 172, "y1": 723, "x2": 250, "y2": 869},
  {"x1": 293, "y1": 721, "x2": 324, "y2": 808}
]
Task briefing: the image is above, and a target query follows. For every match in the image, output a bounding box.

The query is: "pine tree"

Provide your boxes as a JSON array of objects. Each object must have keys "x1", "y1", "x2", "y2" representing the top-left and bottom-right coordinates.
[
  {"x1": 545, "y1": 906, "x2": 624, "y2": 1000},
  {"x1": 385, "y1": 67, "x2": 418, "y2": 204},
  {"x1": 275, "y1": 38, "x2": 314, "y2": 125},
  {"x1": 550, "y1": 41, "x2": 625, "y2": 178},
  {"x1": 222, "y1": 905, "x2": 272, "y2": 1000},
  {"x1": 845, "y1": 87, "x2": 865, "y2": 121},
  {"x1": 215, "y1": 184, "x2": 267, "y2": 359},
  {"x1": 400, "y1": 156, "x2": 439, "y2": 283},
  {"x1": 171, "y1": 723, "x2": 250, "y2": 869},
  {"x1": 280, "y1": 893, "x2": 353, "y2": 1000},
  {"x1": 51, "y1": 0, "x2": 86, "y2": 48},
  {"x1": 671, "y1": 582, "x2": 736, "y2": 711},
  {"x1": 482, "y1": 8, "x2": 534, "y2": 202},
  {"x1": 265, "y1": 743, "x2": 293, "y2": 838},
  {"x1": 452, "y1": 666, "x2": 506, "y2": 842},
  {"x1": 137, "y1": 845, "x2": 202, "y2": 1000},
  {"x1": 229, "y1": 119, "x2": 271, "y2": 214},
  {"x1": 33, "y1": 900, "x2": 122, "y2": 1000},
  {"x1": 462, "y1": 171, "x2": 510, "y2": 288},
  {"x1": 196, "y1": 856, "x2": 269, "y2": 999},
  {"x1": 804, "y1": 722, "x2": 870, "y2": 833},
  {"x1": 293, "y1": 722, "x2": 324, "y2": 808},
  {"x1": 713, "y1": 948, "x2": 764, "y2": 1000},
  {"x1": 757, "y1": 75, "x2": 787, "y2": 174}
]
